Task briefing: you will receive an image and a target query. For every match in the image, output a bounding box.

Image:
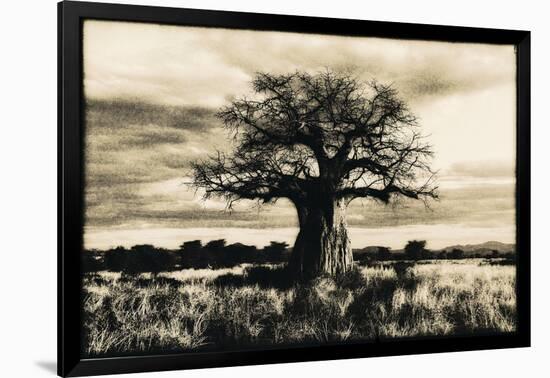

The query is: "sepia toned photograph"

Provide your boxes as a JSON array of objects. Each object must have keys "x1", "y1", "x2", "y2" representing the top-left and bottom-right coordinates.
[{"x1": 80, "y1": 19, "x2": 518, "y2": 358}]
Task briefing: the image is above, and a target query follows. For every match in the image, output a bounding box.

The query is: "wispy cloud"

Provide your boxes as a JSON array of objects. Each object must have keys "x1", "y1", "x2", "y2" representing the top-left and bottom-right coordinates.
[{"x1": 83, "y1": 21, "x2": 515, "y2": 107}]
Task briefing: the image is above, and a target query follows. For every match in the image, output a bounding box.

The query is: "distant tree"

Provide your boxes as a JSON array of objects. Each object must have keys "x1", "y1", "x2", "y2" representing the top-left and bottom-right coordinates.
[
  {"x1": 224, "y1": 243, "x2": 259, "y2": 266},
  {"x1": 421, "y1": 249, "x2": 434, "y2": 260},
  {"x1": 179, "y1": 240, "x2": 203, "y2": 268},
  {"x1": 180, "y1": 240, "x2": 202, "y2": 253},
  {"x1": 192, "y1": 70, "x2": 437, "y2": 278},
  {"x1": 404, "y1": 240, "x2": 427, "y2": 260},
  {"x1": 205, "y1": 239, "x2": 227, "y2": 251},
  {"x1": 263, "y1": 241, "x2": 289, "y2": 263},
  {"x1": 104, "y1": 245, "x2": 176, "y2": 275},
  {"x1": 127, "y1": 245, "x2": 176, "y2": 275},
  {"x1": 82, "y1": 250, "x2": 102, "y2": 273},
  {"x1": 438, "y1": 251, "x2": 448, "y2": 260},
  {"x1": 376, "y1": 246, "x2": 392, "y2": 261},
  {"x1": 104, "y1": 246, "x2": 129, "y2": 272},
  {"x1": 449, "y1": 248, "x2": 465, "y2": 260},
  {"x1": 490, "y1": 250, "x2": 500, "y2": 258},
  {"x1": 201, "y1": 239, "x2": 228, "y2": 267}
]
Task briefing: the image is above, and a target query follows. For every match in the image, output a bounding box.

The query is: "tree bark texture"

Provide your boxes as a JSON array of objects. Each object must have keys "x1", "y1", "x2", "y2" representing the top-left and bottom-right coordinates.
[{"x1": 289, "y1": 199, "x2": 353, "y2": 279}]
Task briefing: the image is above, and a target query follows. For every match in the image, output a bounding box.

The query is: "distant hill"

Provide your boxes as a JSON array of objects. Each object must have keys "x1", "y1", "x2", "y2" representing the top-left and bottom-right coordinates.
[
  {"x1": 441, "y1": 241, "x2": 515, "y2": 254},
  {"x1": 353, "y1": 246, "x2": 390, "y2": 257},
  {"x1": 353, "y1": 241, "x2": 515, "y2": 257}
]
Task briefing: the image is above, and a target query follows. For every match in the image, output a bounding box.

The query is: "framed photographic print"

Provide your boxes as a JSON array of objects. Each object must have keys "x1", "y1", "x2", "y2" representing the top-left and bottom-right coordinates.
[{"x1": 58, "y1": 1, "x2": 530, "y2": 376}]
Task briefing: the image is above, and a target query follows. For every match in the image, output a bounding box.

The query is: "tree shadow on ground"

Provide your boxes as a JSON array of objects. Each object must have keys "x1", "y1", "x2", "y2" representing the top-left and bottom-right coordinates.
[{"x1": 214, "y1": 265, "x2": 295, "y2": 289}]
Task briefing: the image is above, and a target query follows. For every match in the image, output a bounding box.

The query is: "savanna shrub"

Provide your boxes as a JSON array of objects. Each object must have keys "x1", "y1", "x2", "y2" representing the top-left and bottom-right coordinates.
[{"x1": 335, "y1": 267, "x2": 365, "y2": 290}]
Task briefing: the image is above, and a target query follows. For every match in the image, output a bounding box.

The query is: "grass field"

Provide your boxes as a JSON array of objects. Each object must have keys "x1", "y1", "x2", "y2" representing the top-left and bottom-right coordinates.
[{"x1": 82, "y1": 259, "x2": 516, "y2": 357}]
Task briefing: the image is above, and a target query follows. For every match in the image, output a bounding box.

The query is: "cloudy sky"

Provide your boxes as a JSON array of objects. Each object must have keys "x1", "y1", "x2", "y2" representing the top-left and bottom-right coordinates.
[{"x1": 82, "y1": 20, "x2": 516, "y2": 250}]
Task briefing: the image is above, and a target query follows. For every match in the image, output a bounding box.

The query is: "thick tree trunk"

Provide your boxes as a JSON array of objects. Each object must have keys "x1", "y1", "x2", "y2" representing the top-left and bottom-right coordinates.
[{"x1": 289, "y1": 199, "x2": 353, "y2": 279}]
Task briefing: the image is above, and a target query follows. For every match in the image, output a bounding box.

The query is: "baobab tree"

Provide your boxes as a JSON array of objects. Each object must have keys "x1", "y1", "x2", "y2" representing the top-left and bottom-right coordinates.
[{"x1": 192, "y1": 70, "x2": 437, "y2": 279}]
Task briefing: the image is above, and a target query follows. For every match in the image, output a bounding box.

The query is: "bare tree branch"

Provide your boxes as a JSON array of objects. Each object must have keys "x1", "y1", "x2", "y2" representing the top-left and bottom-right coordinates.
[{"x1": 192, "y1": 70, "x2": 438, "y2": 207}]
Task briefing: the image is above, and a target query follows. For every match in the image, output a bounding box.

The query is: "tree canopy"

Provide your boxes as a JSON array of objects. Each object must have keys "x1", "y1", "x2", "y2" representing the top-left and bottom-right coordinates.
[{"x1": 192, "y1": 70, "x2": 438, "y2": 209}]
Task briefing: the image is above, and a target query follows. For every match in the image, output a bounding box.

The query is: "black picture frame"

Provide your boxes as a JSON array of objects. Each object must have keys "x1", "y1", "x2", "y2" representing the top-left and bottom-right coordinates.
[{"x1": 58, "y1": 1, "x2": 531, "y2": 376}]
